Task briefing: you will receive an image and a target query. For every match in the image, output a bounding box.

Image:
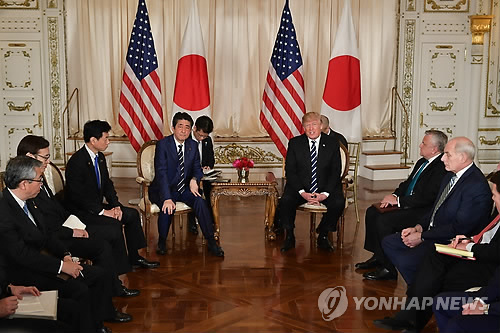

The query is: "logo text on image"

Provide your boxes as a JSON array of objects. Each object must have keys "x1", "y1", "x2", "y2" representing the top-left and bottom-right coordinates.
[{"x1": 318, "y1": 286, "x2": 348, "y2": 321}]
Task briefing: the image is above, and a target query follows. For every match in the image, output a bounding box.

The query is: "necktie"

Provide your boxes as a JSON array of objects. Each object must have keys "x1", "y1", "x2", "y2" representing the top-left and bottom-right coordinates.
[
  {"x1": 177, "y1": 144, "x2": 185, "y2": 193},
  {"x1": 405, "y1": 160, "x2": 429, "y2": 196},
  {"x1": 429, "y1": 174, "x2": 457, "y2": 227},
  {"x1": 94, "y1": 155, "x2": 101, "y2": 189},
  {"x1": 23, "y1": 203, "x2": 30, "y2": 216},
  {"x1": 473, "y1": 214, "x2": 500, "y2": 243},
  {"x1": 310, "y1": 140, "x2": 318, "y2": 193}
]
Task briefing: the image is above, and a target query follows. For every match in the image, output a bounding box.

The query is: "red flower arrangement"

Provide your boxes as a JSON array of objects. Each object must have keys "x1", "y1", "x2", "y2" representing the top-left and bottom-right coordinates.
[{"x1": 232, "y1": 157, "x2": 255, "y2": 171}]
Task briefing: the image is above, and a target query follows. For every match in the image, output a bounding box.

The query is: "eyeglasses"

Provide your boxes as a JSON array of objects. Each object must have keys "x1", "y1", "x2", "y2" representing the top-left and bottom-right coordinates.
[
  {"x1": 36, "y1": 154, "x2": 50, "y2": 161},
  {"x1": 25, "y1": 178, "x2": 43, "y2": 183}
]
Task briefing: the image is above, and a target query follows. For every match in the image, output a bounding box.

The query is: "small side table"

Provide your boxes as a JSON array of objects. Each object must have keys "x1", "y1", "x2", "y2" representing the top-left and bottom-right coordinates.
[{"x1": 210, "y1": 179, "x2": 279, "y2": 242}]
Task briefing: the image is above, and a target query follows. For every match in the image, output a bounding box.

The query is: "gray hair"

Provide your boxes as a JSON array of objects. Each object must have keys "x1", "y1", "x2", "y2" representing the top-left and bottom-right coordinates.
[
  {"x1": 4, "y1": 155, "x2": 42, "y2": 189},
  {"x1": 425, "y1": 130, "x2": 448, "y2": 153},
  {"x1": 453, "y1": 137, "x2": 476, "y2": 160}
]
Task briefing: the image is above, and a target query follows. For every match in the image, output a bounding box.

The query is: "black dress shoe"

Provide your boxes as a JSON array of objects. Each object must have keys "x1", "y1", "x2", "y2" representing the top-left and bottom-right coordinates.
[
  {"x1": 363, "y1": 267, "x2": 397, "y2": 281},
  {"x1": 317, "y1": 234, "x2": 334, "y2": 252},
  {"x1": 207, "y1": 241, "x2": 224, "y2": 257},
  {"x1": 355, "y1": 255, "x2": 380, "y2": 269},
  {"x1": 280, "y1": 233, "x2": 295, "y2": 252},
  {"x1": 188, "y1": 221, "x2": 199, "y2": 235},
  {"x1": 106, "y1": 311, "x2": 132, "y2": 323},
  {"x1": 117, "y1": 287, "x2": 140, "y2": 297},
  {"x1": 156, "y1": 242, "x2": 167, "y2": 255},
  {"x1": 373, "y1": 316, "x2": 414, "y2": 331},
  {"x1": 96, "y1": 326, "x2": 112, "y2": 333},
  {"x1": 133, "y1": 256, "x2": 160, "y2": 269}
]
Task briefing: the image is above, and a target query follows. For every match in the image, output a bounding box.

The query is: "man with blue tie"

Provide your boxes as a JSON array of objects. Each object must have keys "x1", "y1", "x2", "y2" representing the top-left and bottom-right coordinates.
[
  {"x1": 279, "y1": 112, "x2": 345, "y2": 253},
  {"x1": 65, "y1": 120, "x2": 159, "y2": 270},
  {"x1": 356, "y1": 130, "x2": 448, "y2": 280},
  {"x1": 149, "y1": 112, "x2": 223, "y2": 257}
]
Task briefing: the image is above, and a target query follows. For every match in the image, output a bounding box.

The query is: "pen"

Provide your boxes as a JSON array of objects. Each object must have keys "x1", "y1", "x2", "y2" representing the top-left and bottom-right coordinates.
[
  {"x1": 79, "y1": 270, "x2": 84, "y2": 278},
  {"x1": 449, "y1": 237, "x2": 473, "y2": 242}
]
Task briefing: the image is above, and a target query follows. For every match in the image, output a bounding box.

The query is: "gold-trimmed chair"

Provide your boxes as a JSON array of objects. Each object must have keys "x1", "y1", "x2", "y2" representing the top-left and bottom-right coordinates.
[
  {"x1": 136, "y1": 140, "x2": 193, "y2": 253},
  {"x1": 44, "y1": 162, "x2": 65, "y2": 202},
  {"x1": 296, "y1": 143, "x2": 350, "y2": 248},
  {"x1": 346, "y1": 142, "x2": 361, "y2": 224}
]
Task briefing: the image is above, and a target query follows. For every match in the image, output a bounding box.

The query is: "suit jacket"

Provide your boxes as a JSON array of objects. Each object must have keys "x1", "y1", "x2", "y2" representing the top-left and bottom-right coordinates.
[
  {"x1": 328, "y1": 128, "x2": 348, "y2": 150},
  {"x1": 420, "y1": 163, "x2": 492, "y2": 241},
  {"x1": 393, "y1": 154, "x2": 447, "y2": 209},
  {"x1": 33, "y1": 180, "x2": 73, "y2": 240},
  {"x1": 201, "y1": 136, "x2": 215, "y2": 169},
  {"x1": 0, "y1": 189, "x2": 68, "y2": 276},
  {"x1": 149, "y1": 135, "x2": 203, "y2": 205},
  {"x1": 65, "y1": 146, "x2": 120, "y2": 216},
  {"x1": 283, "y1": 133, "x2": 342, "y2": 197}
]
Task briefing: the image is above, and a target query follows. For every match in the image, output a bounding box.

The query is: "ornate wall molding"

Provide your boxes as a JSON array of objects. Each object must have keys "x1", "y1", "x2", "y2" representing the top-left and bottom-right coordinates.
[
  {"x1": 214, "y1": 143, "x2": 282, "y2": 166},
  {"x1": 401, "y1": 19, "x2": 416, "y2": 159},
  {"x1": 0, "y1": 18, "x2": 40, "y2": 32},
  {"x1": 407, "y1": 0, "x2": 416, "y2": 11},
  {"x1": 47, "y1": 17, "x2": 62, "y2": 159},
  {"x1": 0, "y1": 0, "x2": 38, "y2": 9},
  {"x1": 484, "y1": 0, "x2": 500, "y2": 117},
  {"x1": 422, "y1": 21, "x2": 467, "y2": 34},
  {"x1": 424, "y1": 0, "x2": 470, "y2": 12}
]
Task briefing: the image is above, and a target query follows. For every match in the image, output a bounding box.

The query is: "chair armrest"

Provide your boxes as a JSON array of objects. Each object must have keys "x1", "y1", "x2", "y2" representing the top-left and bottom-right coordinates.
[{"x1": 136, "y1": 176, "x2": 151, "y2": 186}]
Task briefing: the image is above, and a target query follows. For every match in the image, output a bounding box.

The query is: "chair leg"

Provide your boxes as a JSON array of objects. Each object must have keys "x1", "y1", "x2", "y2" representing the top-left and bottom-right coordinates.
[
  {"x1": 171, "y1": 215, "x2": 176, "y2": 238},
  {"x1": 353, "y1": 185, "x2": 360, "y2": 224},
  {"x1": 310, "y1": 212, "x2": 316, "y2": 236},
  {"x1": 337, "y1": 213, "x2": 345, "y2": 249},
  {"x1": 144, "y1": 213, "x2": 150, "y2": 254}
]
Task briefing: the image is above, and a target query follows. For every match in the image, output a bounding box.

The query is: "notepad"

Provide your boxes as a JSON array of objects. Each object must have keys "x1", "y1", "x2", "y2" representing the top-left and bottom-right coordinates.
[
  {"x1": 11, "y1": 290, "x2": 58, "y2": 320},
  {"x1": 435, "y1": 243, "x2": 476, "y2": 260}
]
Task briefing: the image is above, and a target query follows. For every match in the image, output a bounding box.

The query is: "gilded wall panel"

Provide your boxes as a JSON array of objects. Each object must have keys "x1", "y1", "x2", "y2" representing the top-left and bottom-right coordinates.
[
  {"x1": 422, "y1": 21, "x2": 467, "y2": 34},
  {"x1": 2, "y1": 48, "x2": 32, "y2": 90},
  {"x1": 485, "y1": 0, "x2": 500, "y2": 117},
  {"x1": 0, "y1": 0, "x2": 38, "y2": 9},
  {"x1": 0, "y1": 18, "x2": 40, "y2": 32},
  {"x1": 428, "y1": 50, "x2": 459, "y2": 91},
  {"x1": 424, "y1": 0, "x2": 470, "y2": 12}
]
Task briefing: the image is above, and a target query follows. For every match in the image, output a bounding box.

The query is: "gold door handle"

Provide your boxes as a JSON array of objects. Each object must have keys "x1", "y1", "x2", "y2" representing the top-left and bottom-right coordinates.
[{"x1": 420, "y1": 113, "x2": 428, "y2": 128}]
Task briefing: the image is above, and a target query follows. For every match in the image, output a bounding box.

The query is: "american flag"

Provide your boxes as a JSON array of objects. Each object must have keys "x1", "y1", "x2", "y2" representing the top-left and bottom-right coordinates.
[
  {"x1": 119, "y1": 0, "x2": 163, "y2": 152},
  {"x1": 260, "y1": 0, "x2": 305, "y2": 158}
]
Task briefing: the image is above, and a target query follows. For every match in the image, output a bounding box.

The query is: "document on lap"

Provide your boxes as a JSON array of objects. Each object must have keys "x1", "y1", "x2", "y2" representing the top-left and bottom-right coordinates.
[
  {"x1": 434, "y1": 243, "x2": 476, "y2": 260},
  {"x1": 10, "y1": 290, "x2": 58, "y2": 320},
  {"x1": 62, "y1": 214, "x2": 86, "y2": 230}
]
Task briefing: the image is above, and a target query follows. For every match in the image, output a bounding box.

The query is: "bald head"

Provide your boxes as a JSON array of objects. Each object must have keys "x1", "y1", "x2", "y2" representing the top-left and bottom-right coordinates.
[
  {"x1": 320, "y1": 115, "x2": 330, "y2": 134},
  {"x1": 441, "y1": 137, "x2": 475, "y2": 173}
]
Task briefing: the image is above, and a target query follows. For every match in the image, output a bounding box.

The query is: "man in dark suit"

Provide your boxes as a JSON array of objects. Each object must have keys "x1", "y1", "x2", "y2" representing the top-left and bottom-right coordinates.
[
  {"x1": 320, "y1": 114, "x2": 348, "y2": 149},
  {"x1": 65, "y1": 120, "x2": 159, "y2": 269},
  {"x1": 374, "y1": 170, "x2": 500, "y2": 332},
  {"x1": 0, "y1": 156, "x2": 129, "y2": 333},
  {"x1": 188, "y1": 115, "x2": 215, "y2": 235},
  {"x1": 381, "y1": 136, "x2": 492, "y2": 285},
  {"x1": 149, "y1": 112, "x2": 224, "y2": 257},
  {"x1": 356, "y1": 130, "x2": 448, "y2": 280},
  {"x1": 17, "y1": 135, "x2": 139, "y2": 298},
  {"x1": 433, "y1": 266, "x2": 500, "y2": 333},
  {"x1": 279, "y1": 112, "x2": 345, "y2": 252}
]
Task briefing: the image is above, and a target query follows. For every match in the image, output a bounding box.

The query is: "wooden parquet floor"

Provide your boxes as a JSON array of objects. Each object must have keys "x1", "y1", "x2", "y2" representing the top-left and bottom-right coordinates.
[{"x1": 108, "y1": 177, "x2": 438, "y2": 333}]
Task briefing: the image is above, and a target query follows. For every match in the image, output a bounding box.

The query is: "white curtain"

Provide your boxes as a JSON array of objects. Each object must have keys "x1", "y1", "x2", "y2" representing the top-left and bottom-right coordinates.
[{"x1": 66, "y1": 0, "x2": 397, "y2": 138}]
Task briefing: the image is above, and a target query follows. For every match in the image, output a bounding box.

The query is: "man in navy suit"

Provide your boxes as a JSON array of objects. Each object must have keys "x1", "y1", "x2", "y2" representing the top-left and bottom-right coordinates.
[
  {"x1": 279, "y1": 112, "x2": 345, "y2": 252},
  {"x1": 320, "y1": 115, "x2": 348, "y2": 149},
  {"x1": 433, "y1": 266, "x2": 500, "y2": 333},
  {"x1": 149, "y1": 112, "x2": 224, "y2": 257},
  {"x1": 381, "y1": 137, "x2": 492, "y2": 285},
  {"x1": 356, "y1": 130, "x2": 448, "y2": 280},
  {"x1": 65, "y1": 120, "x2": 159, "y2": 270},
  {"x1": 187, "y1": 115, "x2": 215, "y2": 235}
]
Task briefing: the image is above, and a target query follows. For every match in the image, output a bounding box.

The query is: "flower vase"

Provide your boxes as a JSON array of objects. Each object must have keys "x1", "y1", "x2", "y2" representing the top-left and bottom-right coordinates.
[{"x1": 237, "y1": 169, "x2": 249, "y2": 183}]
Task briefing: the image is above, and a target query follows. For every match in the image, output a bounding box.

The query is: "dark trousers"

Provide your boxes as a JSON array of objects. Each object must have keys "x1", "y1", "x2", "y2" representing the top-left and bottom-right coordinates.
[
  {"x1": 8, "y1": 264, "x2": 115, "y2": 333},
  {"x1": 61, "y1": 236, "x2": 124, "y2": 296},
  {"x1": 364, "y1": 206, "x2": 426, "y2": 269},
  {"x1": 84, "y1": 205, "x2": 146, "y2": 264},
  {"x1": 279, "y1": 189, "x2": 344, "y2": 233},
  {"x1": 381, "y1": 233, "x2": 435, "y2": 284},
  {"x1": 157, "y1": 190, "x2": 216, "y2": 241},
  {"x1": 188, "y1": 180, "x2": 214, "y2": 226},
  {"x1": 433, "y1": 291, "x2": 500, "y2": 333},
  {"x1": 403, "y1": 250, "x2": 497, "y2": 330}
]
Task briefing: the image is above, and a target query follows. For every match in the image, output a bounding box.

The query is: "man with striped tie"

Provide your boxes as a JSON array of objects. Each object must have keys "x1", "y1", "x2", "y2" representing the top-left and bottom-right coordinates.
[
  {"x1": 149, "y1": 112, "x2": 223, "y2": 257},
  {"x1": 279, "y1": 112, "x2": 345, "y2": 253}
]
